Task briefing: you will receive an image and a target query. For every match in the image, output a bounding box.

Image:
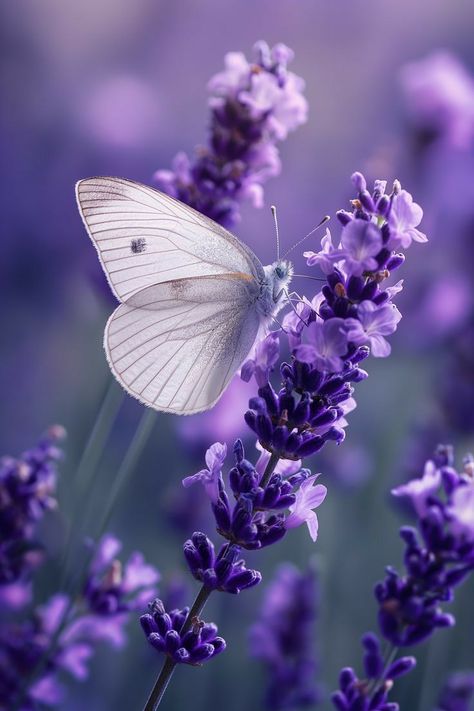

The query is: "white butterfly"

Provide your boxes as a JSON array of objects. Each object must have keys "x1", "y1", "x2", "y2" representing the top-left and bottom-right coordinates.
[{"x1": 76, "y1": 177, "x2": 293, "y2": 415}]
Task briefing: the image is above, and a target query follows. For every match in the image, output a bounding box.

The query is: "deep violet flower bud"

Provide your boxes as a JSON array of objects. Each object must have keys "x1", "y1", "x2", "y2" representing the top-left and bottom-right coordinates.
[
  {"x1": 141, "y1": 599, "x2": 225, "y2": 666},
  {"x1": 183, "y1": 536, "x2": 261, "y2": 594}
]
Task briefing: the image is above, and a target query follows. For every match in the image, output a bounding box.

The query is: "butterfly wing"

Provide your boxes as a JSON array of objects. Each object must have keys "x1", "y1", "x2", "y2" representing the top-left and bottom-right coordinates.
[
  {"x1": 76, "y1": 176, "x2": 264, "y2": 301},
  {"x1": 104, "y1": 276, "x2": 261, "y2": 414}
]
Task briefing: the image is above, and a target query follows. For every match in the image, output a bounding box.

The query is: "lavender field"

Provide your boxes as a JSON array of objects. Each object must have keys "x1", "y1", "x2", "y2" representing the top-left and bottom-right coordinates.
[{"x1": 1, "y1": 2, "x2": 474, "y2": 710}]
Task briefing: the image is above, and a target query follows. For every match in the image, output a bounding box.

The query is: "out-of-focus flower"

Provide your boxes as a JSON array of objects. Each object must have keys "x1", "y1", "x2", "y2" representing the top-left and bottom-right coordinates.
[
  {"x1": 78, "y1": 534, "x2": 160, "y2": 648},
  {"x1": 435, "y1": 670, "x2": 474, "y2": 711},
  {"x1": 391, "y1": 459, "x2": 442, "y2": 517},
  {"x1": 0, "y1": 426, "x2": 65, "y2": 586},
  {"x1": 249, "y1": 563, "x2": 322, "y2": 709},
  {"x1": 400, "y1": 51, "x2": 474, "y2": 149},
  {"x1": 154, "y1": 41, "x2": 308, "y2": 228}
]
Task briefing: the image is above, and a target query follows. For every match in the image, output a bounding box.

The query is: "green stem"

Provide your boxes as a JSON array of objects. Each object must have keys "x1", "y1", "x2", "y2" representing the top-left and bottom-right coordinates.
[
  {"x1": 60, "y1": 379, "x2": 123, "y2": 589},
  {"x1": 259, "y1": 451, "x2": 280, "y2": 489},
  {"x1": 95, "y1": 408, "x2": 157, "y2": 539},
  {"x1": 143, "y1": 586, "x2": 212, "y2": 711}
]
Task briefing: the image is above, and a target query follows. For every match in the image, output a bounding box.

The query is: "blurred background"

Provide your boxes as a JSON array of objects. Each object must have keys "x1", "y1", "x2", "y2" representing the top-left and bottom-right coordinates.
[{"x1": 2, "y1": 0, "x2": 474, "y2": 709}]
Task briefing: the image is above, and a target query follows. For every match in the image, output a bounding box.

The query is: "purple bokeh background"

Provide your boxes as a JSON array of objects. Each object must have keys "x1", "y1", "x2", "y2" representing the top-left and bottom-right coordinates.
[{"x1": 2, "y1": 2, "x2": 474, "y2": 709}]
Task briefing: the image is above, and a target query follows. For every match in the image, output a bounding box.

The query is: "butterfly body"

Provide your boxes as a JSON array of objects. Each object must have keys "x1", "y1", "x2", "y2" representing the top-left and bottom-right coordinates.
[
  {"x1": 257, "y1": 261, "x2": 293, "y2": 320},
  {"x1": 76, "y1": 177, "x2": 292, "y2": 415}
]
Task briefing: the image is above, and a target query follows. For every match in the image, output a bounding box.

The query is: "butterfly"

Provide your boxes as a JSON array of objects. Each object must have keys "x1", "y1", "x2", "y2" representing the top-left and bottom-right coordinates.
[{"x1": 76, "y1": 177, "x2": 293, "y2": 415}]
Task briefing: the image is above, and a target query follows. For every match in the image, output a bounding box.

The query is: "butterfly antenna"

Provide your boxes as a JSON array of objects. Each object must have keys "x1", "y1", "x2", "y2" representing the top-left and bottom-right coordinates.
[
  {"x1": 292, "y1": 274, "x2": 326, "y2": 282},
  {"x1": 271, "y1": 205, "x2": 280, "y2": 260},
  {"x1": 282, "y1": 215, "x2": 331, "y2": 259}
]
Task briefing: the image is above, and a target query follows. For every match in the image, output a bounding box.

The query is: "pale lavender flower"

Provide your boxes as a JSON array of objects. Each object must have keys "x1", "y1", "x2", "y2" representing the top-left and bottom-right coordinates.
[
  {"x1": 387, "y1": 189, "x2": 427, "y2": 250},
  {"x1": 282, "y1": 294, "x2": 324, "y2": 350},
  {"x1": 339, "y1": 219, "x2": 384, "y2": 276},
  {"x1": 285, "y1": 475, "x2": 327, "y2": 541},
  {"x1": 345, "y1": 301, "x2": 402, "y2": 357},
  {"x1": 182, "y1": 442, "x2": 227, "y2": 504},
  {"x1": 241, "y1": 332, "x2": 280, "y2": 386},
  {"x1": 447, "y1": 482, "x2": 474, "y2": 542},
  {"x1": 391, "y1": 459, "x2": 442, "y2": 517},
  {"x1": 294, "y1": 318, "x2": 350, "y2": 372},
  {"x1": 304, "y1": 229, "x2": 339, "y2": 274}
]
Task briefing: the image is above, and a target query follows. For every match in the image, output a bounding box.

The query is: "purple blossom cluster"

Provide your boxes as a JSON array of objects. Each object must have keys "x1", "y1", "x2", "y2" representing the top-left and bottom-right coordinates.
[
  {"x1": 249, "y1": 563, "x2": 322, "y2": 710},
  {"x1": 332, "y1": 446, "x2": 474, "y2": 711},
  {"x1": 154, "y1": 41, "x2": 308, "y2": 228},
  {"x1": 141, "y1": 599, "x2": 225, "y2": 666},
  {"x1": 244, "y1": 173, "x2": 426, "y2": 461},
  {"x1": 0, "y1": 426, "x2": 65, "y2": 589}
]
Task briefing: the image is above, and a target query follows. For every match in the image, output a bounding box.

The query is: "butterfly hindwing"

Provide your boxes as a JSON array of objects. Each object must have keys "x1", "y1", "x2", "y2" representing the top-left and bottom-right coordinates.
[{"x1": 104, "y1": 276, "x2": 261, "y2": 414}]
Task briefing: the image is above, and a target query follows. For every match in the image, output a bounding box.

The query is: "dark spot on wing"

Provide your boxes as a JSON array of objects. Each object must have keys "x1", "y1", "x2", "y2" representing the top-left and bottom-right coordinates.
[{"x1": 131, "y1": 238, "x2": 146, "y2": 254}]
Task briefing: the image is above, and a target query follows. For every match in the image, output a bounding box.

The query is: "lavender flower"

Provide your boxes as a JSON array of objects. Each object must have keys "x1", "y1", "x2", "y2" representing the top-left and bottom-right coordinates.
[
  {"x1": 154, "y1": 41, "x2": 308, "y2": 228},
  {"x1": 249, "y1": 563, "x2": 322, "y2": 709},
  {"x1": 332, "y1": 447, "x2": 474, "y2": 710},
  {"x1": 435, "y1": 671, "x2": 474, "y2": 711},
  {"x1": 0, "y1": 426, "x2": 65, "y2": 586},
  {"x1": 182, "y1": 442, "x2": 227, "y2": 504}
]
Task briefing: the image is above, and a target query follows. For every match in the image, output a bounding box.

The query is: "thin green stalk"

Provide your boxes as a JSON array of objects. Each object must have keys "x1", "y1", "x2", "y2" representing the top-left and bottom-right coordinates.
[
  {"x1": 259, "y1": 451, "x2": 280, "y2": 489},
  {"x1": 60, "y1": 379, "x2": 123, "y2": 588},
  {"x1": 142, "y1": 451, "x2": 281, "y2": 710},
  {"x1": 96, "y1": 408, "x2": 157, "y2": 539}
]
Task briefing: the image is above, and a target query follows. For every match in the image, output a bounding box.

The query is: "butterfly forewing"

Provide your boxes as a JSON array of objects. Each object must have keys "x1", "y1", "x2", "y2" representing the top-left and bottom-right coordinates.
[
  {"x1": 105, "y1": 277, "x2": 260, "y2": 414},
  {"x1": 76, "y1": 177, "x2": 264, "y2": 302}
]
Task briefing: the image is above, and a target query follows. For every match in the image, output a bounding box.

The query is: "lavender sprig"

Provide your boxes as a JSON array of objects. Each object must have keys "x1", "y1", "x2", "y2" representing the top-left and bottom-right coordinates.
[
  {"x1": 154, "y1": 41, "x2": 308, "y2": 229},
  {"x1": 332, "y1": 447, "x2": 474, "y2": 711},
  {"x1": 140, "y1": 172, "x2": 428, "y2": 710}
]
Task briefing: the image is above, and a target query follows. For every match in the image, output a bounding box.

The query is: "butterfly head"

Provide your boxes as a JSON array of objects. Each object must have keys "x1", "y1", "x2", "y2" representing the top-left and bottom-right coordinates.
[{"x1": 271, "y1": 259, "x2": 293, "y2": 288}]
